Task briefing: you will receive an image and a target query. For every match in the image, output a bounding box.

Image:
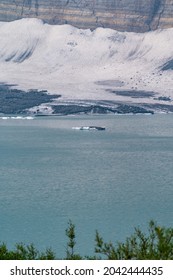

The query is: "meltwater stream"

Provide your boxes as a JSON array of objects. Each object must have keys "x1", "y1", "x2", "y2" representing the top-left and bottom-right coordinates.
[{"x1": 0, "y1": 114, "x2": 173, "y2": 258}]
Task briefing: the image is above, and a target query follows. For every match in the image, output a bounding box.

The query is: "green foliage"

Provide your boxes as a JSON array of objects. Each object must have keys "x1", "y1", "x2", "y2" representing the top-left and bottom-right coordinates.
[
  {"x1": 0, "y1": 220, "x2": 173, "y2": 260},
  {"x1": 65, "y1": 220, "x2": 82, "y2": 260},
  {"x1": 95, "y1": 220, "x2": 173, "y2": 260},
  {"x1": 0, "y1": 243, "x2": 55, "y2": 260}
]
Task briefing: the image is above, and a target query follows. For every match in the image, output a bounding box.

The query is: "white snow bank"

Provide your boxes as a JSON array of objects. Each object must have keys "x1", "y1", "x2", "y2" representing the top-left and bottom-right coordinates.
[{"x1": 0, "y1": 18, "x2": 173, "y2": 104}]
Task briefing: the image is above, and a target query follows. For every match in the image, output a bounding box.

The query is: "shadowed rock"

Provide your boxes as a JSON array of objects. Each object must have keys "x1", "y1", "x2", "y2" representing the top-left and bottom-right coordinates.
[
  {"x1": 161, "y1": 59, "x2": 173, "y2": 71},
  {"x1": 0, "y1": 84, "x2": 60, "y2": 114}
]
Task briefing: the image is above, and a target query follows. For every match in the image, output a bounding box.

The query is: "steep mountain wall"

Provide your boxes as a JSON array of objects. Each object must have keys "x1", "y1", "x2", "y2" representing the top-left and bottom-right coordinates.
[{"x1": 0, "y1": 0, "x2": 173, "y2": 32}]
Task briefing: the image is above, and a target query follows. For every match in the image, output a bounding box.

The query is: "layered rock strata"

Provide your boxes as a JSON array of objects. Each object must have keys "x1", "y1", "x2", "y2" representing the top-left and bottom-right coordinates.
[{"x1": 0, "y1": 0, "x2": 173, "y2": 32}]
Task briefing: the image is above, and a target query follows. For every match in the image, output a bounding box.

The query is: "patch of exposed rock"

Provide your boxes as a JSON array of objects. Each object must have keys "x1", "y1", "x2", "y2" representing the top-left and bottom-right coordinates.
[{"x1": 0, "y1": 0, "x2": 173, "y2": 32}]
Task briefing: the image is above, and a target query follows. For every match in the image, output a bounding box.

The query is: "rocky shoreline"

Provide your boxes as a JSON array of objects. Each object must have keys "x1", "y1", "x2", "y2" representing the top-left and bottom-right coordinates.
[
  {"x1": 51, "y1": 103, "x2": 154, "y2": 115},
  {"x1": 1, "y1": 84, "x2": 173, "y2": 116}
]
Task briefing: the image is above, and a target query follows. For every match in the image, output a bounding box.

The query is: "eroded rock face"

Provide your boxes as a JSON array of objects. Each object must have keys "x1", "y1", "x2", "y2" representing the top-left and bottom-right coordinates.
[{"x1": 0, "y1": 0, "x2": 173, "y2": 32}]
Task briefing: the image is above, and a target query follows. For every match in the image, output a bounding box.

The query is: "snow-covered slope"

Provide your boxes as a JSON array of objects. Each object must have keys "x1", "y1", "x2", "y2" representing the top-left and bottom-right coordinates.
[{"x1": 0, "y1": 18, "x2": 173, "y2": 111}]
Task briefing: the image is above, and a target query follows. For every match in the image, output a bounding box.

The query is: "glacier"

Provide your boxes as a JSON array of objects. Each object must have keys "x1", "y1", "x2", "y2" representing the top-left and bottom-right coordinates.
[{"x1": 0, "y1": 18, "x2": 173, "y2": 114}]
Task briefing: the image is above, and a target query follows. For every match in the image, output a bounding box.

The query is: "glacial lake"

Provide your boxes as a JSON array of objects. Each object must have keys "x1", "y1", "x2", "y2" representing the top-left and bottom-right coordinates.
[{"x1": 0, "y1": 114, "x2": 173, "y2": 258}]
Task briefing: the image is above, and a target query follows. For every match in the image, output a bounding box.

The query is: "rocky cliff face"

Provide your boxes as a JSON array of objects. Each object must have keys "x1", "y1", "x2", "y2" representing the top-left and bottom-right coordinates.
[{"x1": 0, "y1": 0, "x2": 173, "y2": 32}]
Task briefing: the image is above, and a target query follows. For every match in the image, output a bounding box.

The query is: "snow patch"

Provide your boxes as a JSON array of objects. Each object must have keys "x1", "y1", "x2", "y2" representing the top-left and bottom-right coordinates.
[{"x1": 0, "y1": 18, "x2": 173, "y2": 106}]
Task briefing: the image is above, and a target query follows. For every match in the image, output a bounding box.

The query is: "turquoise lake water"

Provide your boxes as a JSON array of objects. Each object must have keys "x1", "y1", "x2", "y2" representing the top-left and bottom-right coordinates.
[{"x1": 0, "y1": 114, "x2": 173, "y2": 257}]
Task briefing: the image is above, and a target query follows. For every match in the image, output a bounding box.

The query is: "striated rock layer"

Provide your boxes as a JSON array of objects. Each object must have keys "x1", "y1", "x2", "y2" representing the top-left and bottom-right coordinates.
[{"x1": 0, "y1": 0, "x2": 173, "y2": 32}]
